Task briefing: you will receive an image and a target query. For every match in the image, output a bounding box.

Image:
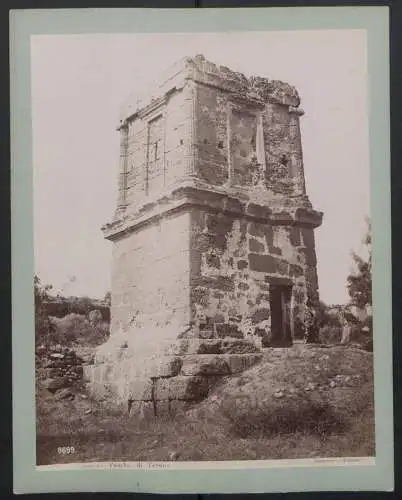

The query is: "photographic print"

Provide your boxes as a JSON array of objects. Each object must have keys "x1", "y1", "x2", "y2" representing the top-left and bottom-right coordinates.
[
  {"x1": 11, "y1": 6, "x2": 393, "y2": 495},
  {"x1": 33, "y1": 29, "x2": 375, "y2": 464}
]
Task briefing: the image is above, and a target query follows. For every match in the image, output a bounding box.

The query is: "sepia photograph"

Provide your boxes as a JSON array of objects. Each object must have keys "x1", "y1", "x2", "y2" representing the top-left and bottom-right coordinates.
[{"x1": 30, "y1": 29, "x2": 377, "y2": 468}]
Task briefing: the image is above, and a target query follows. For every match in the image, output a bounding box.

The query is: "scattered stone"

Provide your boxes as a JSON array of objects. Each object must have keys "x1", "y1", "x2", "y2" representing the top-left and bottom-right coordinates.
[
  {"x1": 84, "y1": 408, "x2": 92, "y2": 415},
  {"x1": 50, "y1": 353, "x2": 64, "y2": 359},
  {"x1": 168, "y1": 451, "x2": 180, "y2": 461},
  {"x1": 329, "y1": 380, "x2": 336, "y2": 388},
  {"x1": 37, "y1": 345, "x2": 85, "y2": 391},
  {"x1": 273, "y1": 390, "x2": 284, "y2": 399},
  {"x1": 44, "y1": 377, "x2": 67, "y2": 392},
  {"x1": 55, "y1": 389, "x2": 74, "y2": 401}
]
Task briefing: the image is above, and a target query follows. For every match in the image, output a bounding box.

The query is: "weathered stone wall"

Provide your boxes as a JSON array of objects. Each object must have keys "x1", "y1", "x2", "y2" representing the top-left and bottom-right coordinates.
[
  {"x1": 194, "y1": 84, "x2": 229, "y2": 186},
  {"x1": 110, "y1": 210, "x2": 191, "y2": 335},
  {"x1": 125, "y1": 90, "x2": 190, "y2": 207},
  {"x1": 191, "y1": 80, "x2": 304, "y2": 195},
  {"x1": 118, "y1": 54, "x2": 309, "y2": 217},
  {"x1": 190, "y1": 207, "x2": 319, "y2": 342}
]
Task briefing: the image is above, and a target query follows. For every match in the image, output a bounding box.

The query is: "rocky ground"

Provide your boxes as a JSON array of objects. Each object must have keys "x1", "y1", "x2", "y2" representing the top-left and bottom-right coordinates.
[{"x1": 36, "y1": 342, "x2": 374, "y2": 465}]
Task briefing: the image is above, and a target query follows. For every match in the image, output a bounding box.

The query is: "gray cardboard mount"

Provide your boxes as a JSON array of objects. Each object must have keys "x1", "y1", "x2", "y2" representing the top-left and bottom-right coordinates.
[{"x1": 10, "y1": 6, "x2": 393, "y2": 494}]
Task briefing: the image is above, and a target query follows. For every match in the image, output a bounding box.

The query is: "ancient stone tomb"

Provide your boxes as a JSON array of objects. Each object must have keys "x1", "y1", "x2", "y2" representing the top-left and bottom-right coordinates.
[{"x1": 84, "y1": 54, "x2": 323, "y2": 416}]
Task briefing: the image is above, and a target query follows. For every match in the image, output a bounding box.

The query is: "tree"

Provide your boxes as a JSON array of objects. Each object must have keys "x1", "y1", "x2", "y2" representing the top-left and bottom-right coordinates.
[
  {"x1": 316, "y1": 300, "x2": 342, "y2": 329},
  {"x1": 347, "y1": 220, "x2": 372, "y2": 310},
  {"x1": 346, "y1": 220, "x2": 372, "y2": 348}
]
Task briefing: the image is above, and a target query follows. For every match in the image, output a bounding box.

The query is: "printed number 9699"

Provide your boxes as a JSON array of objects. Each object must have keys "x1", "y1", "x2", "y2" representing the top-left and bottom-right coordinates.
[{"x1": 57, "y1": 446, "x2": 75, "y2": 455}]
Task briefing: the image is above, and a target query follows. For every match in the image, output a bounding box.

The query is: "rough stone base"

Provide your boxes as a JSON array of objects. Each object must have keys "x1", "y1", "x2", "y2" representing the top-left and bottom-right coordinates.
[{"x1": 84, "y1": 328, "x2": 263, "y2": 418}]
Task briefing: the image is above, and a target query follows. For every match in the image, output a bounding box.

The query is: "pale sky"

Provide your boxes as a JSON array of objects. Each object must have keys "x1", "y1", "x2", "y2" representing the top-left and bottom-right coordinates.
[{"x1": 31, "y1": 30, "x2": 370, "y2": 305}]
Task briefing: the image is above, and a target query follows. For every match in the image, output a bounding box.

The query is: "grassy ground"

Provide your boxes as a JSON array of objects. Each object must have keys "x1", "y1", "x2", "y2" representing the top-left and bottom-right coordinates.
[{"x1": 36, "y1": 343, "x2": 374, "y2": 465}]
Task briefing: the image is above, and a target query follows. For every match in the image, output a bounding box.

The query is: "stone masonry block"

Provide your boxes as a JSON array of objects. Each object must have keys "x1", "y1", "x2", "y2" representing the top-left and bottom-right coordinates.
[
  {"x1": 169, "y1": 399, "x2": 190, "y2": 415},
  {"x1": 251, "y1": 308, "x2": 270, "y2": 324},
  {"x1": 155, "y1": 375, "x2": 211, "y2": 401},
  {"x1": 246, "y1": 203, "x2": 272, "y2": 219},
  {"x1": 180, "y1": 354, "x2": 231, "y2": 376},
  {"x1": 154, "y1": 378, "x2": 170, "y2": 400},
  {"x1": 142, "y1": 402, "x2": 156, "y2": 419},
  {"x1": 86, "y1": 381, "x2": 110, "y2": 400},
  {"x1": 155, "y1": 401, "x2": 171, "y2": 418},
  {"x1": 215, "y1": 323, "x2": 244, "y2": 339},
  {"x1": 128, "y1": 401, "x2": 156, "y2": 419},
  {"x1": 249, "y1": 238, "x2": 265, "y2": 253},
  {"x1": 290, "y1": 264, "x2": 304, "y2": 278},
  {"x1": 153, "y1": 357, "x2": 183, "y2": 378},
  {"x1": 127, "y1": 378, "x2": 153, "y2": 401},
  {"x1": 220, "y1": 339, "x2": 261, "y2": 354},
  {"x1": 91, "y1": 363, "x2": 113, "y2": 384},
  {"x1": 224, "y1": 353, "x2": 263, "y2": 373},
  {"x1": 196, "y1": 339, "x2": 223, "y2": 354},
  {"x1": 248, "y1": 223, "x2": 265, "y2": 238},
  {"x1": 289, "y1": 226, "x2": 301, "y2": 247},
  {"x1": 249, "y1": 253, "x2": 289, "y2": 275},
  {"x1": 83, "y1": 365, "x2": 94, "y2": 383}
]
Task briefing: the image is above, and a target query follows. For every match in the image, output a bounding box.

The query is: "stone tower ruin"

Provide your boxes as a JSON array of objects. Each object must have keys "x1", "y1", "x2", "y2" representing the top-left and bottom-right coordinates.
[{"x1": 85, "y1": 55, "x2": 323, "y2": 416}]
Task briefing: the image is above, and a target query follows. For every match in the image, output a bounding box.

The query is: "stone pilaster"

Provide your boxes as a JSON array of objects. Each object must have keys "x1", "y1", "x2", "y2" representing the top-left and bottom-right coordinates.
[
  {"x1": 289, "y1": 106, "x2": 306, "y2": 196},
  {"x1": 116, "y1": 123, "x2": 129, "y2": 215},
  {"x1": 256, "y1": 111, "x2": 267, "y2": 171},
  {"x1": 183, "y1": 80, "x2": 197, "y2": 178},
  {"x1": 227, "y1": 104, "x2": 234, "y2": 186}
]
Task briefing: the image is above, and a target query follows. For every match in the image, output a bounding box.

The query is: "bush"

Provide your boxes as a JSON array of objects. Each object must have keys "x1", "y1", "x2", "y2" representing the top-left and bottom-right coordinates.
[
  {"x1": 319, "y1": 325, "x2": 343, "y2": 345},
  {"x1": 49, "y1": 313, "x2": 109, "y2": 346},
  {"x1": 350, "y1": 315, "x2": 373, "y2": 349},
  {"x1": 44, "y1": 297, "x2": 110, "y2": 322}
]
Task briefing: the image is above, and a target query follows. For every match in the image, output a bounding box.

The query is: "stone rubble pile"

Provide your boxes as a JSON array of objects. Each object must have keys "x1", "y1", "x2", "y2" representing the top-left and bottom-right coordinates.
[{"x1": 36, "y1": 344, "x2": 85, "y2": 397}]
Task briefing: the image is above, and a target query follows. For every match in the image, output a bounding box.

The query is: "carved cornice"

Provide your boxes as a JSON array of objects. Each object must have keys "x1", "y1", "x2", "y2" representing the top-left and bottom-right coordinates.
[
  {"x1": 118, "y1": 54, "x2": 303, "y2": 125},
  {"x1": 118, "y1": 86, "x2": 180, "y2": 129},
  {"x1": 102, "y1": 185, "x2": 323, "y2": 241},
  {"x1": 289, "y1": 106, "x2": 305, "y2": 116}
]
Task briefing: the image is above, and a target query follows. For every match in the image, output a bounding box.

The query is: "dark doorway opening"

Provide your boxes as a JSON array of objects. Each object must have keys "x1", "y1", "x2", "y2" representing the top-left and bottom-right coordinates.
[{"x1": 269, "y1": 284, "x2": 293, "y2": 346}]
